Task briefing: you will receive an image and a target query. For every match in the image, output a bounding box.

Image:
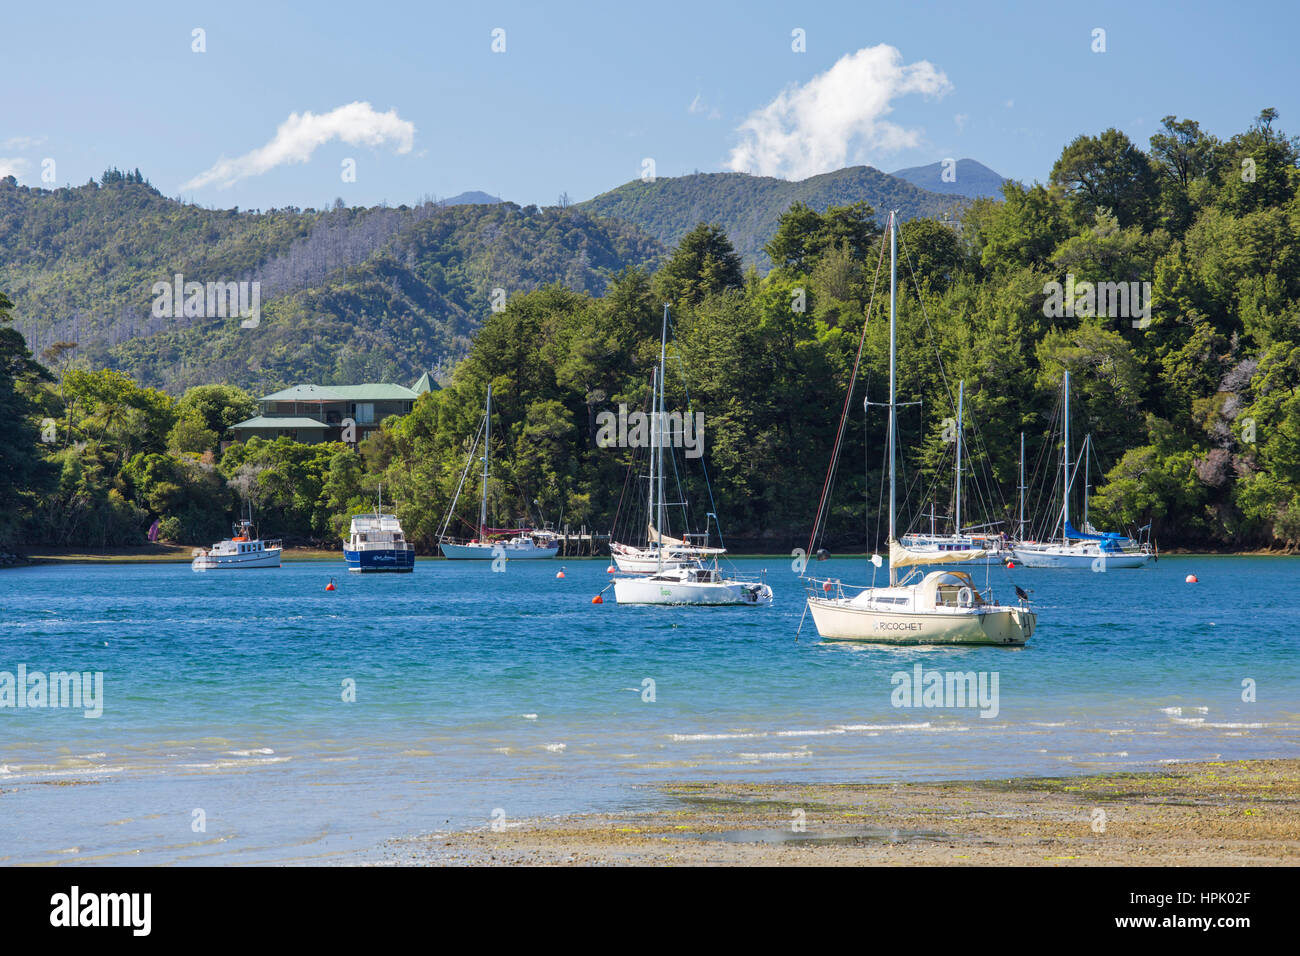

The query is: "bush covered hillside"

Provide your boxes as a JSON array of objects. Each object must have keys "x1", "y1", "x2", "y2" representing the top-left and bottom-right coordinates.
[
  {"x1": 0, "y1": 173, "x2": 663, "y2": 393},
  {"x1": 3, "y1": 111, "x2": 1299, "y2": 554},
  {"x1": 577, "y1": 166, "x2": 967, "y2": 271}
]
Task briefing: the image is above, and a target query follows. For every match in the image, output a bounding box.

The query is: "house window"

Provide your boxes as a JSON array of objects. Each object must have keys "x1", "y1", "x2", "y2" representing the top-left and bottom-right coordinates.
[{"x1": 356, "y1": 403, "x2": 375, "y2": 424}]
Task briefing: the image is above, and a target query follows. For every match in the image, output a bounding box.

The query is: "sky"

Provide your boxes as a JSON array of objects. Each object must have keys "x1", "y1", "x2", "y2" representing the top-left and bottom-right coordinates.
[{"x1": 2, "y1": 0, "x2": 1296, "y2": 210}]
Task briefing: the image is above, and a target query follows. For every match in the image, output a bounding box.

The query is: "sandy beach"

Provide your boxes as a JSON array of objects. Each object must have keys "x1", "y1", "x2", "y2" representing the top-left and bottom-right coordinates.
[{"x1": 380, "y1": 759, "x2": 1300, "y2": 866}]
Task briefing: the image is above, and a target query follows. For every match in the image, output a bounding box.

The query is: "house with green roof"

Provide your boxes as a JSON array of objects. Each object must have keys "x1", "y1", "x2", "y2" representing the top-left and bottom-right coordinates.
[{"x1": 231, "y1": 376, "x2": 439, "y2": 445}]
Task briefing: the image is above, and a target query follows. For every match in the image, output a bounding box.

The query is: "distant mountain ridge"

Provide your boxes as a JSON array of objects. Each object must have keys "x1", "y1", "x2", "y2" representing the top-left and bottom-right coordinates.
[
  {"x1": 576, "y1": 165, "x2": 969, "y2": 271},
  {"x1": 441, "y1": 190, "x2": 503, "y2": 206},
  {"x1": 890, "y1": 158, "x2": 1006, "y2": 199},
  {"x1": 0, "y1": 177, "x2": 661, "y2": 393}
]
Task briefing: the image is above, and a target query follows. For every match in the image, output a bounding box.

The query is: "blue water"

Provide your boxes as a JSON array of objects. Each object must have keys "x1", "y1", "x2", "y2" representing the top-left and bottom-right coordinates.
[{"x1": 1, "y1": 556, "x2": 1296, "y2": 864}]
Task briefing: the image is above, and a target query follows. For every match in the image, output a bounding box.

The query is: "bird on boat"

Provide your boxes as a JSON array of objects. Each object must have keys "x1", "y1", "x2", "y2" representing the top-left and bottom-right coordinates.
[{"x1": 1014, "y1": 585, "x2": 1030, "y2": 603}]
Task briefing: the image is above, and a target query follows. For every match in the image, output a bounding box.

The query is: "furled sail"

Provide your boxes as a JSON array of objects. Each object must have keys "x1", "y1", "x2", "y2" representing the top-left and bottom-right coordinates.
[
  {"x1": 648, "y1": 524, "x2": 685, "y2": 547},
  {"x1": 889, "y1": 539, "x2": 988, "y2": 569}
]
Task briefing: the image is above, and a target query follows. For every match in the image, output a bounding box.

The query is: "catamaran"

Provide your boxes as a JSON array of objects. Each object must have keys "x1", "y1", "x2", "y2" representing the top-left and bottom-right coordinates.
[
  {"x1": 192, "y1": 508, "x2": 282, "y2": 570},
  {"x1": 899, "y1": 379, "x2": 1013, "y2": 566},
  {"x1": 612, "y1": 308, "x2": 772, "y2": 606},
  {"x1": 344, "y1": 484, "x2": 415, "y2": 572},
  {"x1": 1011, "y1": 371, "x2": 1154, "y2": 569},
  {"x1": 437, "y1": 383, "x2": 560, "y2": 561},
  {"x1": 803, "y1": 211, "x2": 1035, "y2": 645}
]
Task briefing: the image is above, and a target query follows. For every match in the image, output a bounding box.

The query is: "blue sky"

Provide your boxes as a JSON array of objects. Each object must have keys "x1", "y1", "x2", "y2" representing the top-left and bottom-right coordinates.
[{"x1": 2, "y1": 0, "x2": 1295, "y2": 210}]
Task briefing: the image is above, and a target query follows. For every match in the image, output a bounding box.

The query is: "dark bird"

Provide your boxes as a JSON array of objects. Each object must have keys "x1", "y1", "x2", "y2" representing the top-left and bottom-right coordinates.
[{"x1": 1015, "y1": 585, "x2": 1030, "y2": 603}]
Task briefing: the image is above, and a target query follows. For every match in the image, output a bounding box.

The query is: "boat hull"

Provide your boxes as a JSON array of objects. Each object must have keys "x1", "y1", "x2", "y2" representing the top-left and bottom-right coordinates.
[
  {"x1": 611, "y1": 553, "x2": 694, "y2": 573},
  {"x1": 807, "y1": 597, "x2": 1035, "y2": 645},
  {"x1": 613, "y1": 576, "x2": 773, "y2": 606},
  {"x1": 345, "y1": 548, "x2": 414, "y2": 572},
  {"x1": 1011, "y1": 546, "x2": 1151, "y2": 569},
  {"x1": 439, "y1": 541, "x2": 559, "y2": 560},
  {"x1": 191, "y1": 549, "x2": 282, "y2": 571}
]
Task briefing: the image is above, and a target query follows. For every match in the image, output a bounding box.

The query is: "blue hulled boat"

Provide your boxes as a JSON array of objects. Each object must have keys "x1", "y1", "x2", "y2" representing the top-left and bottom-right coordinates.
[{"x1": 344, "y1": 487, "x2": 414, "y2": 572}]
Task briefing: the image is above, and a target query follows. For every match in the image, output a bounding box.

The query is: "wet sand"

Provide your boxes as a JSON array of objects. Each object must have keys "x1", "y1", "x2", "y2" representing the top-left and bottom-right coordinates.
[{"x1": 381, "y1": 759, "x2": 1300, "y2": 866}]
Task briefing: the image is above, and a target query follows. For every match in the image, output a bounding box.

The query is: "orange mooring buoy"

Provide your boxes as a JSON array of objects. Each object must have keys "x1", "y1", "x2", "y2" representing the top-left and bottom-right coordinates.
[
  {"x1": 606, "y1": 565, "x2": 616, "y2": 573},
  {"x1": 591, "y1": 594, "x2": 603, "y2": 604},
  {"x1": 325, "y1": 578, "x2": 336, "y2": 591},
  {"x1": 1186, "y1": 574, "x2": 1198, "y2": 583},
  {"x1": 1007, "y1": 561, "x2": 1016, "y2": 569},
  {"x1": 556, "y1": 568, "x2": 566, "y2": 579}
]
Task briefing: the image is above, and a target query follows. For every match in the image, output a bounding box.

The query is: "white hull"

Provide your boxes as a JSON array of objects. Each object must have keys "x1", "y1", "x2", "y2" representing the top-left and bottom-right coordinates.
[
  {"x1": 192, "y1": 549, "x2": 281, "y2": 570},
  {"x1": 612, "y1": 553, "x2": 692, "y2": 573},
  {"x1": 807, "y1": 597, "x2": 1034, "y2": 645},
  {"x1": 613, "y1": 575, "x2": 772, "y2": 606},
  {"x1": 439, "y1": 541, "x2": 559, "y2": 560},
  {"x1": 899, "y1": 535, "x2": 1011, "y2": 567},
  {"x1": 1012, "y1": 544, "x2": 1151, "y2": 569}
]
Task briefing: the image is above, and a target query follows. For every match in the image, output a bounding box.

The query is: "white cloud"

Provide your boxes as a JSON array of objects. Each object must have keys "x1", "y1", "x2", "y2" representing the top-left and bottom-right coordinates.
[
  {"x1": 181, "y1": 101, "x2": 415, "y2": 190},
  {"x1": 0, "y1": 157, "x2": 29, "y2": 179},
  {"x1": 2, "y1": 135, "x2": 46, "y2": 150},
  {"x1": 726, "y1": 44, "x2": 951, "y2": 180},
  {"x1": 688, "y1": 92, "x2": 720, "y2": 120}
]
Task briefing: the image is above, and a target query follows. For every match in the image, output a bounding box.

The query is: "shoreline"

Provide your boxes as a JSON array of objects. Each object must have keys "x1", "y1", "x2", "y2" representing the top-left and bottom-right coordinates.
[
  {"x1": 378, "y1": 759, "x2": 1300, "y2": 866},
  {"x1": 5, "y1": 547, "x2": 1295, "y2": 566}
]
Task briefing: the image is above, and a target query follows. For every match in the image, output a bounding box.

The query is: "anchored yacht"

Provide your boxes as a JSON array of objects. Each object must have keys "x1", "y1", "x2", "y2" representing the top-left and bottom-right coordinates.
[{"x1": 803, "y1": 211, "x2": 1035, "y2": 645}]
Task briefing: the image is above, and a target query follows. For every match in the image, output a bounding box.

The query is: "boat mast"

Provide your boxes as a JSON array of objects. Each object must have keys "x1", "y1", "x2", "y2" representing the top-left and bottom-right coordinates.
[
  {"x1": 955, "y1": 379, "x2": 964, "y2": 538},
  {"x1": 656, "y1": 305, "x2": 668, "y2": 572},
  {"x1": 1083, "y1": 434, "x2": 1090, "y2": 529},
  {"x1": 888, "y1": 211, "x2": 898, "y2": 587},
  {"x1": 480, "y1": 384, "x2": 491, "y2": 538},
  {"x1": 1061, "y1": 370, "x2": 1070, "y2": 544},
  {"x1": 649, "y1": 365, "x2": 658, "y2": 563},
  {"x1": 1018, "y1": 431, "x2": 1026, "y2": 540}
]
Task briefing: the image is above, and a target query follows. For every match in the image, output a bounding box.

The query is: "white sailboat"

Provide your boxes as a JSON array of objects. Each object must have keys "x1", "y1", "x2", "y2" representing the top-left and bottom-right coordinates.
[
  {"x1": 1011, "y1": 371, "x2": 1153, "y2": 569},
  {"x1": 437, "y1": 383, "x2": 560, "y2": 560},
  {"x1": 900, "y1": 380, "x2": 1013, "y2": 566},
  {"x1": 608, "y1": 356, "x2": 728, "y2": 574},
  {"x1": 804, "y1": 211, "x2": 1035, "y2": 646},
  {"x1": 612, "y1": 308, "x2": 772, "y2": 607}
]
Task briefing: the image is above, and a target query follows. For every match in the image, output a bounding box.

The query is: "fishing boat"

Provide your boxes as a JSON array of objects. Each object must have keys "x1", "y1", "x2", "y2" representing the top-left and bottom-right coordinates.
[
  {"x1": 612, "y1": 307, "x2": 772, "y2": 607},
  {"x1": 344, "y1": 485, "x2": 415, "y2": 572},
  {"x1": 803, "y1": 211, "x2": 1035, "y2": 645},
  {"x1": 899, "y1": 380, "x2": 1013, "y2": 566},
  {"x1": 437, "y1": 383, "x2": 560, "y2": 561},
  {"x1": 192, "y1": 509, "x2": 281, "y2": 571},
  {"x1": 1011, "y1": 371, "x2": 1154, "y2": 569}
]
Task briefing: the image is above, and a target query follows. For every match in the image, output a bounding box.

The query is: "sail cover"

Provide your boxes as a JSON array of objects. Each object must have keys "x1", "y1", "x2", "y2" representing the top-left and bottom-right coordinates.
[
  {"x1": 889, "y1": 540, "x2": 988, "y2": 568},
  {"x1": 1064, "y1": 520, "x2": 1126, "y2": 549},
  {"x1": 648, "y1": 524, "x2": 685, "y2": 546}
]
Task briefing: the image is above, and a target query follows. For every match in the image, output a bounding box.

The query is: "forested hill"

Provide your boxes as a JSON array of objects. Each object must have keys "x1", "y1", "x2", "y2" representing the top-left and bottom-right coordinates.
[
  {"x1": 576, "y1": 166, "x2": 966, "y2": 270},
  {"x1": 0, "y1": 174, "x2": 662, "y2": 393}
]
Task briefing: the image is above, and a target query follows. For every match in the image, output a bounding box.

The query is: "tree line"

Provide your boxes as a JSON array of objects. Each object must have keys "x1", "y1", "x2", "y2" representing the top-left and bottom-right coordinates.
[{"x1": 2, "y1": 109, "x2": 1298, "y2": 554}]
